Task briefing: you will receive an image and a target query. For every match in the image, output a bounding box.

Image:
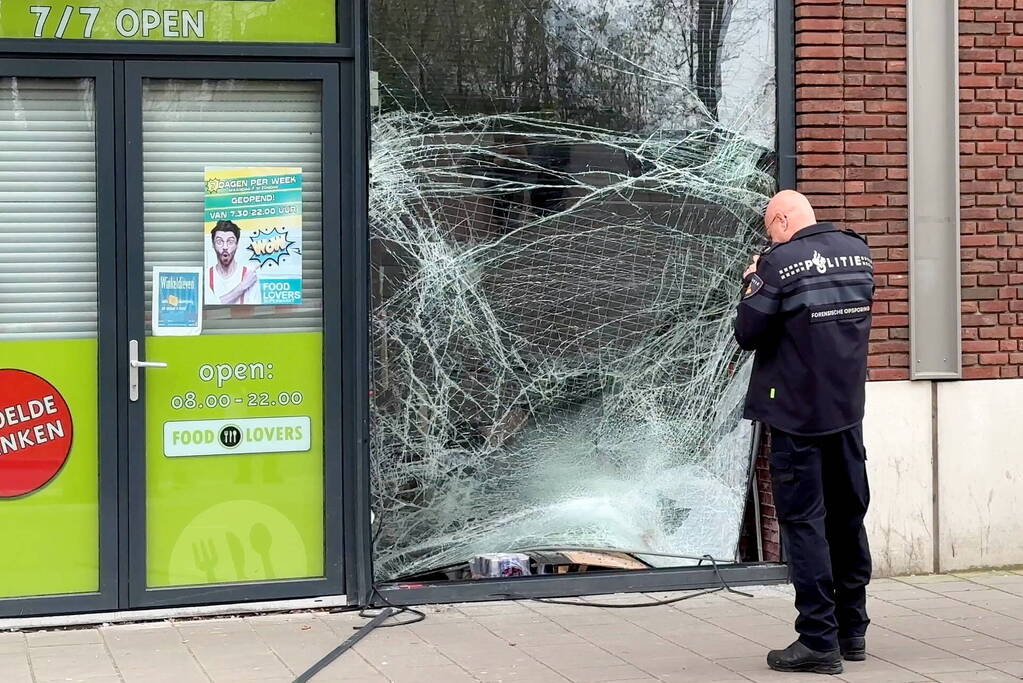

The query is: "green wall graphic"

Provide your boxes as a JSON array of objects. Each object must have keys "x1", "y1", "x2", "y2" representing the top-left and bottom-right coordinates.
[
  {"x1": 145, "y1": 331, "x2": 324, "y2": 587},
  {"x1": 0, "y1": 1, "x2": 336, "y2": 43},
  {"x1": 0, "y1": 339, "x2": 99, "y2": 599}
]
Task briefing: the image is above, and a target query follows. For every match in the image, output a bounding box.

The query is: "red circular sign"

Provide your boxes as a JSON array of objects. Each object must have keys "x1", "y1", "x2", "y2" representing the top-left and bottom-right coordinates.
[{"x1": 0, "y1": 369, "x2": 74, "y2": 498}]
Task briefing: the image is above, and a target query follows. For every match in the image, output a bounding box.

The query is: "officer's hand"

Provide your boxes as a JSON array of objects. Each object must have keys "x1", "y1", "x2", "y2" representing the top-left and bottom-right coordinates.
[{"x1": 743, "y1": 254, "x2": 760, "y2": 280}]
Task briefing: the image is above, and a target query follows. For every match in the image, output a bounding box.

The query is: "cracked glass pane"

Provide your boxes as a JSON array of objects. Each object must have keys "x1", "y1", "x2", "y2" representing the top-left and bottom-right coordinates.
[{"x1": 370, "y1": 0, "x2": 777, "y2": 581}]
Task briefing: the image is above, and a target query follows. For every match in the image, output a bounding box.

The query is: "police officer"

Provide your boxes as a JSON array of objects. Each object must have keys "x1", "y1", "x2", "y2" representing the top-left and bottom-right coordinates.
[{"x1": 735, "y1": 190, "x2": 874, "y2": 675}]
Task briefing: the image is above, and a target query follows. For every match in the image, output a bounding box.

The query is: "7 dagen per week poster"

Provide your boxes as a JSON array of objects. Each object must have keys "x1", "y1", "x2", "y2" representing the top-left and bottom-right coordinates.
[{"x1": 203, "y1": 167, "x2": 303, "y2": 307}]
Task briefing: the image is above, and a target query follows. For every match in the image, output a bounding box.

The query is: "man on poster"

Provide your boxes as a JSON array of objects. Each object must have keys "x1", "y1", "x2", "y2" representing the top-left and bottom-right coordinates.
[{"x1": 206, "y1": 220, "x2": 262, "y2": 305}]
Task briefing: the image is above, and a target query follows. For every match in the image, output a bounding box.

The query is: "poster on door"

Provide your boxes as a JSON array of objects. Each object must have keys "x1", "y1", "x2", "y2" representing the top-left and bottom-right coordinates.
[
  {"x1": 152, "y1": 267, "x2": 203, "y2": 336},
  {"x1": 203, "y1": 167, "x2": 303, "y2": 307}
]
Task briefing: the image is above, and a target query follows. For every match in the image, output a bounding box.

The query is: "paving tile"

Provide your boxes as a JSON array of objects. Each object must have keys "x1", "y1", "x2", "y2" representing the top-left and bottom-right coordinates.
[
  {"x1": 927, "y1": 671, "x2": 1022, "y2": 682},
  {"x1": 899, "y1": 574, "x2": 968, "y2": 585},
  {"x1": 249, "y1": 616, "x2": 375, "y2": 675},
  {"x1": 881, "y1": 615, "x2": 980, "y2": 640},
  {"x1": 990, "y1": 660, "x2": 1023, "y2": 677},
  {"x1": 573, "y1": 628, "x2": 694, "y2": 660},
  {"x1": 952, "y1": 616, "x2": 1023, "y2": 640},
  {"x1": 177, "y1": 623, "x2": 292, "y2": 681},
  {"x1": 550, "y1": 611, "x2": 633, "y2": 628},
  {"x1": 0, "y1": 652, "x2": 33, "y2": 683},
  {"x1": 0, "y1": 631, "x2": 27, "y2": 654},
  {"x1": 441, "y1": 643, "x2": 543, "y2": 671},
  {"x1": 550, "y1": 663, "x2": 653, "y2": 682},
  {"x1": 8, "y1": 571, "x2": 1023, "y2": 683},
  {"x1": 894, "y1": 655, "x2": 992, "y2": 675},
  {"x1": 289, "y1": 653, "x2": 384, "y2": 682},
  {"x1": 924, "y1": 582, "x2": 995, "y2": 594},
  {"x1": 834, "y1": 657, "x2": 934, "y2": 683},
  {"x1": 956, "y1": 572, "x2": 1023, "y2": 584},
  {"x1": 636, "y1": 656, "x2": 749, "y2": 682},
  {"x1": 867, "y1": 587, "x2": 934, "y2": 601},
  {"x1": 704, "y1": 615, "x2": 796, "y2": 649},
  {"x1": 374, "y1": 662, "x2": 478, "y2": 682},
  {"x1": 29, "y1": 642, "x2": 120, "y2": 682},
  {"x1": 482, "y1": 623, "x2": 585, "y2": 647},
  {"x1": 662, "y1": 629, "x2": 763, "y2": 660},
  {"x1": 682, "y1": 602, "x2": 769, "y2": 619},
  {"x1": 467, "y1": 659, "x2": 571, "y2": 681},
  {"x1": 621, "y1": 611, "x2": 707, "y2": 634},
  {"x1": 356, "y1": 648, "x2": 455, "y2": 669},
  {"x1": 866, "y1": 602, "x2": 923, "y2": 619},
  {"x1": 120, "y1": 667, "x2": 209, "y2": 683},
  {"x1": 927, "y1": 633, "x2": 1016, "y2": 652},
  {"x1": 471, "y1": 611, "x2": 555, "y2": 627},
  {"x1": 919, "y1": 605, "x2": 1001, "y2": 621},
  {"x1": 409, "y1": 620, "x2": 499, "y2": 644},
  {"x1": 521, "y1": 641, "x2": 627, "y2": 669},
  {"x1": 889, "y1": 596, "x2": 969, "y2": 611},
  {"x1": 350, "y1": 631, "x2": 435, "y2": 659},
  {"x1": 27, "y1": 627, "x2": 103, "y2": 648},
  {"x1": 456, "y1": 600, "x2": 535, "y2": 617},
  {"x1": 206, "y1": 675, "x2": 293, "y2": 683},
  {"x1": 722, "y1": 663, "x2": 830, "y2": 683},
  {"x1": 953, "y1": 644, "x2": 1023, "y2": 666},
  {"x1": 954, "y1": 590, "x2": 1023, "y2": 606}
]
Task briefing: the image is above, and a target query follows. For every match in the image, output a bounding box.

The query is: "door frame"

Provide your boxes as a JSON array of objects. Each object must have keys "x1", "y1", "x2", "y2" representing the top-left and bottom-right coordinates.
[
  {"x1": 0, "y1": 58, "x2": 120, "y2": 619},
  {"x1": 122, "y1": 60, "x2": 347, "y2": 608}
]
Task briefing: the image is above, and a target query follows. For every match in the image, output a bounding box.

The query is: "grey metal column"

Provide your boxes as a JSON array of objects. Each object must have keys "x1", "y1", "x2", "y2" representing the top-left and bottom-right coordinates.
[{"x1": 908, "y1": 0, "x2": 962, "y2": 379}]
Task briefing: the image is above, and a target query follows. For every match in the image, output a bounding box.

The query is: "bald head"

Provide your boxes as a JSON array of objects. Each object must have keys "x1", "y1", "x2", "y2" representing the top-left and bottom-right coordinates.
[{"x1": 765, "y1": 190, "x2": 817, "y2": 243}]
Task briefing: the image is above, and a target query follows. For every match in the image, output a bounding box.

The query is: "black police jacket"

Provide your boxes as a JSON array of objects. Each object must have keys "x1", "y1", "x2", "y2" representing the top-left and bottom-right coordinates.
[{"x1": 734, "y1": 223, "x2": 874, "y2": 436}]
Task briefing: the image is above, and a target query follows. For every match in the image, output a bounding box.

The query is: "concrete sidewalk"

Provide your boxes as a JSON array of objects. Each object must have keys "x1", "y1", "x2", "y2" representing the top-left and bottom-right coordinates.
[{"x1": 2, "y1": 571, "x2": 1023, "y2": 682}]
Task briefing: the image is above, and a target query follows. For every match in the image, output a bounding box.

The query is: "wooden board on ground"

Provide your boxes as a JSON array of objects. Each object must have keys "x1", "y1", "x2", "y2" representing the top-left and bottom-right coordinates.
[{"x1": 529, "y1": 550, "x2": 651, "y2": 574}]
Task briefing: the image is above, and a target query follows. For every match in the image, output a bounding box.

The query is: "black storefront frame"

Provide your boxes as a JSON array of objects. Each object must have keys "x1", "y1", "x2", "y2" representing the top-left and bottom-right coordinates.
[
  {"x1": 0, "y1": 0, "x2": 795, "y2": 618},
  {"x1": 366, "y1": 0, "x2": 798, "y2": 606},
  {"x1": 0, "y1": 0, "x2": 371, "y2": 619},
  {"x1": 0, "y1": 58, "x2": 120, "y2": 619},
  {"x1": 121, "y1": 60, "x2": 347, "y2": 609}
]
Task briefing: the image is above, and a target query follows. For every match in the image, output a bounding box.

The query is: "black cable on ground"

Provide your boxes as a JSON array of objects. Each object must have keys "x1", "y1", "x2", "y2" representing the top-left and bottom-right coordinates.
[
  {"x1": 296, "y1": 554, "x2": 750, "y2": 679},
  {"x1": 355, "y1": 587, "x2": 426, "y2": 629},
  {"x1": 292, "y1": 607, "x2": 394, "y2": 683}
]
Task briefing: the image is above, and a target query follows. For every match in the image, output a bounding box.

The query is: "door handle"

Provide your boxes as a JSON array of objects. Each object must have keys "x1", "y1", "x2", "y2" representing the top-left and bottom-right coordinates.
[
  {"x1": 129, "y1": 339, "x2": 167, "y2": 402},
  {"x1": 131, "y1": 360, "x2": 168, "y2": 369}
]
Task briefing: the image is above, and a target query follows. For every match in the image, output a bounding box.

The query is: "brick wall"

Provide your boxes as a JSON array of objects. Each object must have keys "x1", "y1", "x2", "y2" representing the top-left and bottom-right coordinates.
[
  {"x1": 756, "y1": 439, "x2": 781, "y2": 562},
  {"x1": 958, "y1": 1, "x2": 1023, "y2": 379},
  {"x1": 795, "y1": 0, "x2": 910, "y2": 381}
]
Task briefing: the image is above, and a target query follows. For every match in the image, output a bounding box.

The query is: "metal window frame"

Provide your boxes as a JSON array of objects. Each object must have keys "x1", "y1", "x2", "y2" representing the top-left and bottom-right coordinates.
[
  {"x1": 121, "y1": 59, "x2": 347, "y2": 609},
  {"x1": 0, "y1": 7, "x2": 369, "y2": 618},
  {"x1": 0, "y1": 0, "x2": 794, "y2": 616},
  {"x1": 0, "y1": 58, "x2": 120, "y2": 619},
  {"x1": 362, "y1": 0, "x2": 796, "y2": 605}
]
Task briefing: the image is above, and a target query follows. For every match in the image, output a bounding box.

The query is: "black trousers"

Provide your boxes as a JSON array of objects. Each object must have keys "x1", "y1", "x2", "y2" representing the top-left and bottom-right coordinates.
[{"x1": 769, "y1": 424, "x2": 872, "y2": 652}]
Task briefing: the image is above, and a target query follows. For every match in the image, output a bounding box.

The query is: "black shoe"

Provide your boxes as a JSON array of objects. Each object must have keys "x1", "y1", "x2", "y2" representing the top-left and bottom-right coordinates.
[
  {"x1": 839, "y1": 636, "x2": 866, "y2": 661},
  {"x1": 767, "y1": 641, "x2": 843, "y2": 675}
]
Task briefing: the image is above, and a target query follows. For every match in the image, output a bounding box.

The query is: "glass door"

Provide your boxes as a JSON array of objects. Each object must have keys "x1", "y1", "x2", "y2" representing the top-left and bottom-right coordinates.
[
  {"x1": 124, "y1": 62, "x2": 343, "y2": 606},
  {"x1": 0, "y1": 60, "x2": 117, "y2": 617}
]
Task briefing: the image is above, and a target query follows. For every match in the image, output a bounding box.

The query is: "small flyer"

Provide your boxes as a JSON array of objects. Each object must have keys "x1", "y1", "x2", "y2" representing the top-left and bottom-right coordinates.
[
  {"x1": 153, "y1": 267, "x2": 204, "y2": 336},
  {"x1": 203, "y1": 167, "x2": 303, "y2": 307}
]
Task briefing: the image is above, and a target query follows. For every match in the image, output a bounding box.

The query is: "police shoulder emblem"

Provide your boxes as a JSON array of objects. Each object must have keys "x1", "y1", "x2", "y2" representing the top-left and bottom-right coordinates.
[{"x1": 743, "y1": 274, "x2": 764, "y2": 299}]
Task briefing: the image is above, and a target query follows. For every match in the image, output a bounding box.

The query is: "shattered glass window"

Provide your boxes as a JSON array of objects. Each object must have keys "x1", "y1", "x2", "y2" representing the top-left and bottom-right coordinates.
[{"x1": 369, "y1": 0, "x2": 777, "y2": 582}]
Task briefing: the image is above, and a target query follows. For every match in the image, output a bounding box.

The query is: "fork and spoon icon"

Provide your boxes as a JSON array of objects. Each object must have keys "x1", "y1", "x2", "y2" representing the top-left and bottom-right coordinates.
[{"x1": 192, "y1": 522, "x2": 276, "y2": 582}]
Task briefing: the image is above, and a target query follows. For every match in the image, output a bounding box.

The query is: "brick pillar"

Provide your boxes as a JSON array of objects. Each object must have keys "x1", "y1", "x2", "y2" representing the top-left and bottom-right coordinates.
[
  {"x1": 756, "y1": 429, "x2": 781, "y2": 561},
  {"x1": 958, "y1": 1, "x2": 1023, "y2": 379},
  {"x1": 796, "y1": 0, "x2": 910, "y2": 381}
]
